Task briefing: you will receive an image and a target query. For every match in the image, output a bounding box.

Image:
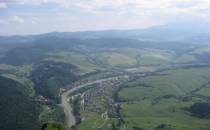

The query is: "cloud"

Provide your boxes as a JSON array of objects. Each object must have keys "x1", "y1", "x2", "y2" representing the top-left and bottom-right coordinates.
[
  {"x1": 9, "y1": 16, "x2": 24, "y2": 24},
  {"x1": 4, "y1": 1, "x2": 210, "y2": 23},
  {"x1": 1, "y1": 0, "x2": 210, "y2": 35},
  {"x1": 14, "y1": 0, "x2": 48, "y2": 5},
  {"x1": 10, "y1": 0, "x2": 209, "y2": 8},
  {"x1": 10, "y1": 0, "x2": 210, "y2": 16},
  {"x1": 0, "y1": 2, "x2": 7, "y2": 8},
  {"x1": 32, "y1": 20, "x2": 37, "y2": 24},
  {"x1": 0, "y1": 16, "x2": 25, "y2": 25},
  {"x1": 0, "y1": 19, "x2": 9, "y2": 25},
  {"x1": 6, "y1": 0, "x2": 210, "y2": 28}
]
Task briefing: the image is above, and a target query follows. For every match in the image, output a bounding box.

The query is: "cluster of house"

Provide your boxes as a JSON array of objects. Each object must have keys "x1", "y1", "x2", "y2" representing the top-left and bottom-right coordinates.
[
  {"x1": 73, "y1": 76, "x2": 129, "y2": 119},
  {"x1": 36, "y1": 95, "x2": 49, "y2": 104}
]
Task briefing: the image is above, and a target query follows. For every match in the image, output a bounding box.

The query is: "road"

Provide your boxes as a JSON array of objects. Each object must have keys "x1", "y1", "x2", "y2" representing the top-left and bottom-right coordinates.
[{"x1": 60, "y1": 76, "x2": 129, "y2": 128}]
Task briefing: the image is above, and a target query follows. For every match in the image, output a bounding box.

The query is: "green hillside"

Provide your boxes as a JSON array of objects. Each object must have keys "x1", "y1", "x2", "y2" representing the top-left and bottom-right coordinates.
[
  {"x1": 117, "y1": 67, "x2": 210, "y2": 130},
  {"x1": 0, "y1": 28, "x2": 210, "y2": 130},
  {"x1": 0, "y1": 76, "x2": 40, "y2": 130}
]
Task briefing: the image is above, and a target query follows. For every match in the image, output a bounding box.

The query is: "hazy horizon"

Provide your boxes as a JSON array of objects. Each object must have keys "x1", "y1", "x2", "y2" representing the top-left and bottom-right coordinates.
[{"x1": 0, "y1": 0, "x2": 210, "y2": 35}]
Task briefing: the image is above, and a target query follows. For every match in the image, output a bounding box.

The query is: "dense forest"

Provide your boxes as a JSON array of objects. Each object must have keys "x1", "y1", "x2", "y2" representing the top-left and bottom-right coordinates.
[{"x1": 0, "y1": 76, "x2": 40, "y2": 130}]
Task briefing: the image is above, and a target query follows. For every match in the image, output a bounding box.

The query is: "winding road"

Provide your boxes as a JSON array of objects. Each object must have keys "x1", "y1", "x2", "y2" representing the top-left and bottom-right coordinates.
[{"x1": 60, "y1": 76, "x2": 129, "y2": 128}]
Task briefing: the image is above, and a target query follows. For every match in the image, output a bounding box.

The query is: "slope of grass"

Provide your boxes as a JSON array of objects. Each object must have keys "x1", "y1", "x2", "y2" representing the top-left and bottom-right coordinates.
[
  {"x1": 106, "y1": 52, "x2": 137, "y2": 66},
  {"x1": 46, "y1": 52, "x2": 100, "y2": 73},
  {"x1": 117, "y1": 67, "x2": 210, "y2": 130},
  {"x1": 41, "y1": 122, "x2": 66, "y2": 130},
  {"x1": 76, "y1": 110, "x2": 106, "y2": 130}
]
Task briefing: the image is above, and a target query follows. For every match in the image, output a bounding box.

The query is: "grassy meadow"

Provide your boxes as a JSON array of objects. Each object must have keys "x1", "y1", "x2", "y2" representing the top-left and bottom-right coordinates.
[{"x1": 117, "y1": 67, "x2": 210, "y2": 130}]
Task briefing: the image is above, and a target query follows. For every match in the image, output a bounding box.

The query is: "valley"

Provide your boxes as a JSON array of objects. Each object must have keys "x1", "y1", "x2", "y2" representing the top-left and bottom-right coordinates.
[
  {"x1": 0, "y1": 25, "x2": 210, "y2": 130},
  {"x1": 60, "y1": 64, "x2": 210, "y2": 130},
  {"x1": 2, "y1": 1, "x2": 210, "y2": 130}
]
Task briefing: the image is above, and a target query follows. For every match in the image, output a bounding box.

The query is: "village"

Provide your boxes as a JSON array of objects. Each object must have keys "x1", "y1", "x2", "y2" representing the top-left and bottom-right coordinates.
[{"x1": 68, "y1": 75, "x2": 130, "y2": 121}]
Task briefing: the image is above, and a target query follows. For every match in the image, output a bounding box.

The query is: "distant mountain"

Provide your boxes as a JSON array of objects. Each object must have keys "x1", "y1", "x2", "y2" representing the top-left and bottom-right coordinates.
[
  {"x1": 1, "y1": 21, "x2": 210, "y2": 44},
  {"x1": 137, "y1": 21, "x2": 210, "y2": 42},
  {"x1": 38, "y1": 21, "x2": 210, "y2": 43}
]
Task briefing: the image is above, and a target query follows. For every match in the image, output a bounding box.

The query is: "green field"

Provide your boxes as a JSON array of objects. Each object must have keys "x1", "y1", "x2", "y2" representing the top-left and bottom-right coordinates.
[
  {"x1": 76, "y1": 110, "x2": 107, "y2": 130},
  {"x1": 46, "y1": 52, "x2": 100, "y2": 73},
  {"x1": 1, "y1": 34, "x2": 210, "y2": 130},
  {"x1": 117, "y1": 67, "x2": 210, "y2": 130}
]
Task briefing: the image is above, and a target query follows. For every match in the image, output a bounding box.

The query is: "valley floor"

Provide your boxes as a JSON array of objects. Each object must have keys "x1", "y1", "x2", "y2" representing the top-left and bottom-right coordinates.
[{"x1": 61, "y1": 65, "x2": 210, "y2": 130}]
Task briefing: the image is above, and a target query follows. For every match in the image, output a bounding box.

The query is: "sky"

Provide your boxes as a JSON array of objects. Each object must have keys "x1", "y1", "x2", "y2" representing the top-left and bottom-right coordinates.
[{"x1": 0, "y1": 0, "x2": 210, "y2": 35}]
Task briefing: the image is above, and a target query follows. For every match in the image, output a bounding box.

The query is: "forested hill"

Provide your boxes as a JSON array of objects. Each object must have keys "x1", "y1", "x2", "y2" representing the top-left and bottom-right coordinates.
[{"x1": 0, "y1": 76, "x2": 40, "y2": 130}]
